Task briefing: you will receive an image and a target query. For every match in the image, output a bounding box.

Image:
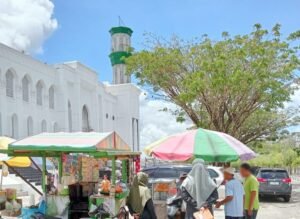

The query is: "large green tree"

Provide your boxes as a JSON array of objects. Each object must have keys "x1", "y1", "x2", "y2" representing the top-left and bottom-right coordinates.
[{"x1": 126, "y1": 24, "x2": 300, "y2": 143}]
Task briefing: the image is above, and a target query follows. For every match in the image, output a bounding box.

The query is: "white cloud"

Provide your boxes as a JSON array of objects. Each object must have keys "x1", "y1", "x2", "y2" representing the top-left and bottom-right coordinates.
[
  {"x1": 0, "y1": 0, "x2": 58, "y2": 54},
  {"x1": 286, "y1": 88, "x2": 300, "y2": 132},
  {"x1": 290, "y1": 89, "x2": 300, "y2": 107},
  {"x1": 139, "y1": 92, "x2": 192, "y2": 149}
]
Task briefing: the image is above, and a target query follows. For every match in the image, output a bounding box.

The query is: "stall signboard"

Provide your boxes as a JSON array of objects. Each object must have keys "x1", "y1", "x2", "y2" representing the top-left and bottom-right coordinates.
[{"x1": 62, "y1": 154, "x2": 78, "y2": 176}]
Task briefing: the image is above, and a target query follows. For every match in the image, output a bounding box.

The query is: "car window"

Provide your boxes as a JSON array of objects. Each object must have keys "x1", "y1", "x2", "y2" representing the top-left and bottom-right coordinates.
[
  {"x1": 251, "y1": 167, "x2": 260, "y2": 176},
  {"x1": 143, "y1": 168, "x2": 179, "y2": 178},
  {"x1": 143, "y1": 169, "x2": 157, "y2": 178},
  {"x1": 143, "y1": 166, "x2": 220, "y2": 179},
  {"x1": 177, "y1": 167, "x2": 192, "y2": 175},
  {"x1": 207, "y1": 169, "x2": 219, "y2": 178},
  {"x1": 260, "y1": 170, "x2": 288, "y2": 179},
  {"x1": 156, "y1": 168, "x2": 179, "y2": 178}
]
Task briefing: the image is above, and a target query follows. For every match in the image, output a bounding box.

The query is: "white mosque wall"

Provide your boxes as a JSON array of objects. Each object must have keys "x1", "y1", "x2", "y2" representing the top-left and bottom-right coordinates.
[{"x1": 0, "y1": 43, "x2": 140, "y2": 149}]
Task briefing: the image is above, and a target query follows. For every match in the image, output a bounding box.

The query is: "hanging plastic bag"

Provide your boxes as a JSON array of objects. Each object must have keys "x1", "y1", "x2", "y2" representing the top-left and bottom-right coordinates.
[
  {"x1": 2, "y1": 164, "x2": 9, "y2": 177},
  {"x1": 46, "y1": 199, "x2": 58, "y2": 216}
]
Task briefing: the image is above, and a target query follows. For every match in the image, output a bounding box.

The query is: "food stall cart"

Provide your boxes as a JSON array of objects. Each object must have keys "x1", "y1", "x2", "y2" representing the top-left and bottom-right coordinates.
[{"x1": 0, "y1": 132, "x2": 140, "y2": 219}]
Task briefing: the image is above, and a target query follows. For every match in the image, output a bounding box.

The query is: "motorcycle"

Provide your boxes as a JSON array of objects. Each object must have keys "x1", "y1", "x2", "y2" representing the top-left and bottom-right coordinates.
[
  {"x1": 89, "y1": 203, "x2": 132, "y2": 219},
  {"x1": 166, "y1": 192, "x2": 184, "y2": 219}
]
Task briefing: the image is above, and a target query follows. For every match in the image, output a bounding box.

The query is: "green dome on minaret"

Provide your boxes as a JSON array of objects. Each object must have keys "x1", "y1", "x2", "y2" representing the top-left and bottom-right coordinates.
[{"x1": 109, "y1": 26, "x2": 133, "y2": 36}]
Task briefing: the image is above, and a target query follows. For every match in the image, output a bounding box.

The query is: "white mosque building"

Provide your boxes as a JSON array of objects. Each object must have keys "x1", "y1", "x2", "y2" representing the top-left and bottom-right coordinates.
[{"x1": 0, "y1": 26, "x2": 141, "y2": 151}]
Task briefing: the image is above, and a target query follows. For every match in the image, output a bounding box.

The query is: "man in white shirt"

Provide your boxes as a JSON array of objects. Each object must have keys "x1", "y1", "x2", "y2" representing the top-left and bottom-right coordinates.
[{"x1": 215, "y1": 167, "x2": 244, "y2": 219}]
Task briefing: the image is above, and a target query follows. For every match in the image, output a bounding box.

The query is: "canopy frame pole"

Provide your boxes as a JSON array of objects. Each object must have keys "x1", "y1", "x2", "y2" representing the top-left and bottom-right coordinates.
[
  {"x1": 42, "y1": 156, "x2": 46, "y2": 193},
  {"x1": 58, "y1": 153, "x2": 63, "y2": 183},
  {"x1": 111, "y1": 156, "x2": 116, "y2": 185},
  {"x1": 3, "y1": 161, "x2": 43, "y2": 196},
  {"x1": 121, "y1": 160, "x2": 127, "y2": 183},
  {"x1": 112, "y1": 132, "x2": 116, "y2": 185}
]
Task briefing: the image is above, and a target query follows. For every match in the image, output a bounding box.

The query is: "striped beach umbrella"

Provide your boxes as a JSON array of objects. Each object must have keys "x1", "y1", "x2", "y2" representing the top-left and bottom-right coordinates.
[{"x1": 144, "y1": 128, "x2": 256, "y2": 162}]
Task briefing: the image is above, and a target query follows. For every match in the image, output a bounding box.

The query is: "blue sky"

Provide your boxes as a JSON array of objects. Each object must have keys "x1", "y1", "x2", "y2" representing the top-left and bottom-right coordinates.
[
  {"x1": 1, "y1": 0, "x2": 299, "y2": 145},
  {"x1": 36, "y1": 0, "x2": 300, "y2": 83}
]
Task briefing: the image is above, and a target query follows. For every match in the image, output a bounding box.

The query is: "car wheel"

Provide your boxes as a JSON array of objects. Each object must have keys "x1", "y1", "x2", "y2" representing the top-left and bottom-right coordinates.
[{"x1": 283, "y1": 196, "x2": 290, "y2": 202}]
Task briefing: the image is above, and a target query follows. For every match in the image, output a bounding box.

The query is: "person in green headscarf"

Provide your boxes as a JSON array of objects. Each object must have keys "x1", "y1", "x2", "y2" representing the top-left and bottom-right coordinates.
[
  {"x1": 127, "y1": 172, "x2": 157, "y2": 219},
  {"x1": 181, "y1": 159, "x2": 218, "y2": 219}
]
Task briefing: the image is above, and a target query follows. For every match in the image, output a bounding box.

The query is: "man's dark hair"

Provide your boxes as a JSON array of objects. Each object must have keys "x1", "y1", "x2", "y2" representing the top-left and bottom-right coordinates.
[{"x1": 240, "y1": 163, "x2": 251, "y2": 171}]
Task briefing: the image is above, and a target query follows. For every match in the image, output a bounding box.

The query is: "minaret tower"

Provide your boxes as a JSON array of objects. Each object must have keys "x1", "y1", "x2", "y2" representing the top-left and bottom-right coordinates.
[{"x1": 109, "y1": 26, "x2": 133, "y2": 84}]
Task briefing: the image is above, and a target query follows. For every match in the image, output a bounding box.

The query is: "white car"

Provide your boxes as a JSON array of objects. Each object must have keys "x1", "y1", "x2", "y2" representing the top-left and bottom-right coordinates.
[
  {"x1": 206, "y1": 166, "x2": 224, "y2": 186},
  {"x1": 143, "y1": 165, "x2": 224, "y2": 184}
]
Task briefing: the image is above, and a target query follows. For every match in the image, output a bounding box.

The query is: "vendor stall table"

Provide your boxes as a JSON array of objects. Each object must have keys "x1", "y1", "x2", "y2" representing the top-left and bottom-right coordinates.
[{"x1": 0, "y1": 132, "x2": 140, "y2": 219}]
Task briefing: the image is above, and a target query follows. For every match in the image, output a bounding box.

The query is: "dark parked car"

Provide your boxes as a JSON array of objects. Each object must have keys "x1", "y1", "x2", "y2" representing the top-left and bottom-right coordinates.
[
  {"x1": 257, "y1": 168, "x2": 292, "y2": 202},
  {"x1": 250, "y1": 166, "x2": 261, "y2": 176}
]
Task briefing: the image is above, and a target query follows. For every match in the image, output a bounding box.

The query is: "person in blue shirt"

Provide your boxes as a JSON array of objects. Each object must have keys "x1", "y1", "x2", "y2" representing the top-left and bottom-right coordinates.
[{"x1": 215, "y1": 167, "x2": 244, "y2": 219}]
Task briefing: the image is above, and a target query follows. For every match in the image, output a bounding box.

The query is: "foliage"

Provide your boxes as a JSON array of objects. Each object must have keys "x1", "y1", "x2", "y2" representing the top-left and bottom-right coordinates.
[
  {"x1": 245, "y1": 140, "x2": 299, "y2": 168},
  {"x1": 293, "y1": 156, "x2": 300, "y2": 167},
  {"x1": 126, "y1": 24, "x2": 300, "y2": 143},
  {"x1": 282, "y1": 148, "x2": 298, "y2": 167}
]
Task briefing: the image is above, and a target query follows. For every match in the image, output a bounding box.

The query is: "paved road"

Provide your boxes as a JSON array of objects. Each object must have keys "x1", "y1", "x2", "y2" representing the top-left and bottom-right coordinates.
[{"x1": 214, "y1": 183, "x2": 300, "y2": 219}]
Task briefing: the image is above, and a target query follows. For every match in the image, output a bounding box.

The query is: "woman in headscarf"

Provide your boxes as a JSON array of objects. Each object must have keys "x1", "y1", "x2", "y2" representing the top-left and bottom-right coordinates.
[
  {"x1": 127, "y1": 172, "x2": 157, "y2": 219},
  {"x1": 181, "y1": 159, "x2": 218, "y2": 219}
]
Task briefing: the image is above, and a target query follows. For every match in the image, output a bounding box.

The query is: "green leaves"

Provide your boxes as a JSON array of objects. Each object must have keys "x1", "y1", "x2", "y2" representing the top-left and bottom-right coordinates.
[
  {"x1": 246, "y1": 140, "x2": 299, "y2": 170},
  {"x1": 126, "y1": 24, "x2": 300, "y2": 143}
]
